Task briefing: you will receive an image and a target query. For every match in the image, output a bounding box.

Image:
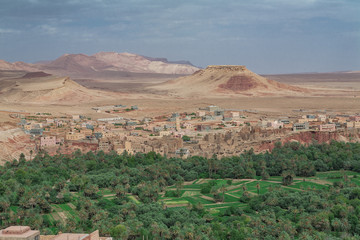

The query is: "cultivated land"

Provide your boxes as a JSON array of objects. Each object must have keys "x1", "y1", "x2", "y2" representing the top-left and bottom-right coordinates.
[
  {"x1": 6, "y1": 170, "x2": 360, "y2": 226},
  {"x1": 159, "y1": 171, "x2": 360, "y2": 215}
]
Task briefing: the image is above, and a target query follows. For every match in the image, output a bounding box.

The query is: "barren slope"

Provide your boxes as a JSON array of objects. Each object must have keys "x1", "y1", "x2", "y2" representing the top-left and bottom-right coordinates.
[
  {"x1": 150, "y1": 65, "x2": 309, "y2": 97},
  {"x1": 41, "y1": 54, "x2": 112, "y2": 74},
  {"x1": 0, "y1": 71, "x2": 117, "y2": 104}
]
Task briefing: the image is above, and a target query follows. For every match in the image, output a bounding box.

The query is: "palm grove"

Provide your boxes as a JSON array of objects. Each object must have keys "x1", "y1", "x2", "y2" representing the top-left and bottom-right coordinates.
[{"x1": 1, "y1": 141, "x2": 360, "y2": 239}]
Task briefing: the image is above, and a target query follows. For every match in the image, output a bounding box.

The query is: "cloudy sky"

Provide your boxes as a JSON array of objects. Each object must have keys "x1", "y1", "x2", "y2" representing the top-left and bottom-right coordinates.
[{"x1": 0, "y1": 0, "x2": 359, "y2": 73}]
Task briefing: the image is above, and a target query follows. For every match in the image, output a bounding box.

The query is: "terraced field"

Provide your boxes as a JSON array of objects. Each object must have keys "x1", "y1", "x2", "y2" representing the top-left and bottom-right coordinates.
[
  {"x1": 37, "y1": 188, "x2": 139, "y2": 227},
  {"x1": 160, "y1": 171, "x2": 360, "y2": 215},
  {"x1": 8, "y1": 170, "x2": 360, "y2": 225}
]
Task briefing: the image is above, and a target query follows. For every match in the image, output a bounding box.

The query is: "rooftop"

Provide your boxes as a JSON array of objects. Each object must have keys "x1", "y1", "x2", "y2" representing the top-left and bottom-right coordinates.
[
  {"x1": 0, "y1": 226, "x2": 39, "y2": 238},
  {"x1": 52, "y1": 233, "x2": 88, "y2": 240}
]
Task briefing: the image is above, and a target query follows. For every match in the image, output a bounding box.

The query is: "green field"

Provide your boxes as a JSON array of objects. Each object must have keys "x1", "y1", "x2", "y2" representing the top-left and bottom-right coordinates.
[
  {"x1": 161, "y1": 179, "x2": 259, "y2": 215},
  {"x1": 160, "y1": 171, "x2": 358, "y2": 215},
  {"x1": 15, "y1": 170, "x2": 359, "y2": 224},
  {"x1": 34, "y1": 188, "x2": 118, "y2": 227}
]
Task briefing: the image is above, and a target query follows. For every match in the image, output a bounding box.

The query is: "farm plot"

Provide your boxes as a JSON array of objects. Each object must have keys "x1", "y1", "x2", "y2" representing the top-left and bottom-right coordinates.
[
  {"x1": 161, "y1": 176, "x2": 340, "y2": 213},
  {"x1": 162, "y1": 179, "x2": 254, "y2": 212}
]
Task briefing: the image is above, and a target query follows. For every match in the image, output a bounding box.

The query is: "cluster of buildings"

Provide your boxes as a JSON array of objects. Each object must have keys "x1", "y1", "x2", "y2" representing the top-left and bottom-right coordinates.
[
  {"x1": 0, "y1": 226, "x2": 111, "y2": 240},
  {"x1": 15, "y1": 105, "x2": 360, "y2": 158}
]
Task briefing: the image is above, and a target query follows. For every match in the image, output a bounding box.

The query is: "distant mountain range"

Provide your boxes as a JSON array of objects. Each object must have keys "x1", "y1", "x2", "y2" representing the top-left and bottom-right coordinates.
[{"x1": 0, "y1": 52, "x2": 200, "y2": 76}]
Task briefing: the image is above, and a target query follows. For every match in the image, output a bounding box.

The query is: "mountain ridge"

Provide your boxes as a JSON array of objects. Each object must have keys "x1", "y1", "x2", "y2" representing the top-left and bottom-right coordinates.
[{"x1": 0, "y1": 52, "x2": 200, "y2": 76}]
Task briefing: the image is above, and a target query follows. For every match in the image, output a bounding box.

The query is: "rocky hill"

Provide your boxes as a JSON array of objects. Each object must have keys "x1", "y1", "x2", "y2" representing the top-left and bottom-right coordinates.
[{"x1": 150, "y1": 65, "x2": 308, "y2": 97}]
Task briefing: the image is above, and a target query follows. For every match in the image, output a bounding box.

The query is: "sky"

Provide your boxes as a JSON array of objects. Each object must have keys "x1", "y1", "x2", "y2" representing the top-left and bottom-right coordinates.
[{"x1": 0, "y1": 0, "x2": 359, "y2": 74}]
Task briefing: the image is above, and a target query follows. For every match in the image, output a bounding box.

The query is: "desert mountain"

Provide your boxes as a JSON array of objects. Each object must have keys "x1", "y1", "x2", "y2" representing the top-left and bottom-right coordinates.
[
  {"x1": 0, "y1": 52, "x2": 200, "y2": 77},
  {"x1": 150, "y1": 65, "x2": 308, "y2": 97},
  {"x1": 0, "y1": 60, "x2": 38, "y2": 72},
  {"x1": 92, "y1": 52, "x2": 199, "y2": 74},
  {"x1": 0, "y1": 71, "x2": 116, "y2": 104},
  {"x1": 39, "y1": 53, "x2": 112, "y2": 76}
]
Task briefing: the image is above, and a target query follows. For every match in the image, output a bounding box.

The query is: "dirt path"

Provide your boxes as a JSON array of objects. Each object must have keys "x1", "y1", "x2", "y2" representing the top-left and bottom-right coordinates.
[
  {"x1": 178, "y1": 188, "x2": 200, "y2": 191},
  {"x1": 103, "y1": 194, "x2": 116, "y2": 197},
  {"x1": 183, "y1": 180, "x2": 198, "y2": 185},
  {"x1": 209, "y1": 204, "x2": 245, "y2": 210},
  {"x1": 225, "y1": 192, "x2": 240, "y2": 199},
  {"x1": 226, "y1": 184, "x2": 246, "y2": 191},
  {"x1": 307, "y1": 179, "x2": 333, "y2": 185},
  {"x1": 57, "y1": 212, "x2": 68, "y2": 223},
  {"x1": 228, "y1": 179, "x2": 257, "y2": 191},
  {"x1": 263, "y1": 180, "x2": 282, "y2": 184},
  {"x1": 204, "y1": 201, "x2": 239, "y2": 206},
  {"x1": 166, "y1": 204, "x2": 188, "y2": 208},
  {"x1": 200, "y1": 195, "x2": 215, "y2": 202},
  {"x1": 67, "y1": 203, "x2": 76, "y2": 209}
]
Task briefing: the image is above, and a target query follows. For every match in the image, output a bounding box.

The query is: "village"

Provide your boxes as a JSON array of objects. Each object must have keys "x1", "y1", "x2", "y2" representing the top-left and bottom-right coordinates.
[{"x1": 10, "y1": 104, "x2": 360, "y2": 159}]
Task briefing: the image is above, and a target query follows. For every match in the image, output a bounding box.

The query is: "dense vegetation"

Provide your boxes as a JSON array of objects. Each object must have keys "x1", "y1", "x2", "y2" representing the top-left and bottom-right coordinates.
[{"x1": 1, "y1": 141, "x2": 360, "y2": 239}]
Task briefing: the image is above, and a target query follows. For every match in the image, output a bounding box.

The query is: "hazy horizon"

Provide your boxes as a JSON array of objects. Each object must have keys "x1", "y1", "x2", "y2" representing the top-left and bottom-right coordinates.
[{"x1": 1, "y1": 0, "x2": 359, "y2": 74}]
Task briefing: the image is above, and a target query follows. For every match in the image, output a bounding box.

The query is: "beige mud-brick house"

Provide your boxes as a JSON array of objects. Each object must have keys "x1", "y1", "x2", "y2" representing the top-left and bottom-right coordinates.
[
  {"x1": 48, "y1": 230, "x2": 111, "y2": 240},
  {"x1": 65, "y1": 132, "x2": 85, "y2": 141},
  {"x1": 40, "y1": 136, "x2": 57, "y2": 147},
  {"x1": 0, "y1": 226, "x2": 40, "y2": 240}
]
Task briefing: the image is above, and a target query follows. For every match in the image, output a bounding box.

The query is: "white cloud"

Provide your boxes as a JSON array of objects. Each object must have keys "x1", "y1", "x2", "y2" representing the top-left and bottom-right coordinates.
[
  {"x1": 39, "y1": 24, "x2": 58, "y2": 35},
  {"x1": 0, "y1": 28, "x2": 20, "y2": 34}
]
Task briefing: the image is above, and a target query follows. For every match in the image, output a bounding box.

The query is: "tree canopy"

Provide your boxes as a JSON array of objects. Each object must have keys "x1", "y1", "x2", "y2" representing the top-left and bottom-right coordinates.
[{"x1": 1, "y1": 141, "x2": 360, "y2": 239}]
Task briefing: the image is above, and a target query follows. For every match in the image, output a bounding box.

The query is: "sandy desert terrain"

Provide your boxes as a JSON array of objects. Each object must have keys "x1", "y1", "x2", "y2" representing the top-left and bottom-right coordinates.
[
  {"x1": 0, "y1": 67, "x2": 359, "y2": 118},
  {"x1": 264, "y1": 72, "x2": 360, "y2": 91}
]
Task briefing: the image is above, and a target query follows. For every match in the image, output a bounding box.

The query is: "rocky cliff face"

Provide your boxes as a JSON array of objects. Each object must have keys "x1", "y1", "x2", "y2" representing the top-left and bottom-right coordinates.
[
  {"x1": 258, "y1": 130, "x2": 360, "y2": 152},
  {"x1": 184, "y1": 127, "x2": 360, "y2": 158},
  {"x1": 205, "y1": 65, "x2": 247, "y2": 71}
]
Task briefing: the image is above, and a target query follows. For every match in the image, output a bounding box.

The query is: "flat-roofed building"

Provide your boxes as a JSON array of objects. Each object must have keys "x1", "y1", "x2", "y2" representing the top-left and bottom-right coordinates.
[
  {"x1": 350, "y1": 116, "x2": 360, "y2": 122},
  {"x1": 98, "y1": 140, "x2": 112, "y2": 152},
  {"x1": 230, "y1": 112, "x2": 240, "y2": 118},
  {"x1": 279, "y1": 119, "x2": 290, "y2": 124},
  {"x1": 293, "y1": 122, "x2": 309, "y2": 131},
  {"x1": 0, "y1": 226, "x2": 40, "y2": 240},
  {"x1": 80, "y1": 129, "x2": 92, "y2": 136},
  {"x1": 205, "y1": 105, "x2": 219, "y2": 112},
  {"x1": 42, "y1": 230, "x2": 111, "y2": 240},
  {"x1": 267, "y1": 120, "x2": 284, "y2": 129},
  {"x1": 40, "y1": 136, "x2": 56, "y2": 147},
  {"x1": 65, "y1": 132, "x2": 85, "y2": 141},
  {"x1": 319, "y1": 124, "x2": 336, "y2": 132},
  {"x1": 159, "y1": 131, "x2": 172, "y2": 137},
  {"x1": 347, "y1": 121, "x2": 360, "y2": 129},
  {"x1": 196, "y1": 111, "x2": 205, "y2": 117},
  {"x1": 317, "y1": 114, "x2": 327, "y2": 122}
]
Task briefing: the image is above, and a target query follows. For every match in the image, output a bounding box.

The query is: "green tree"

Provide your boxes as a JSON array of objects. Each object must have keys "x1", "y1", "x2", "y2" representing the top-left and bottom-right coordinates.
[
  {"x1": 282, "y1": 171, "x2": 295, "y2": 186},
  {"x1": 110, "y1": 224, "x2": 128, "y2": 240}
]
